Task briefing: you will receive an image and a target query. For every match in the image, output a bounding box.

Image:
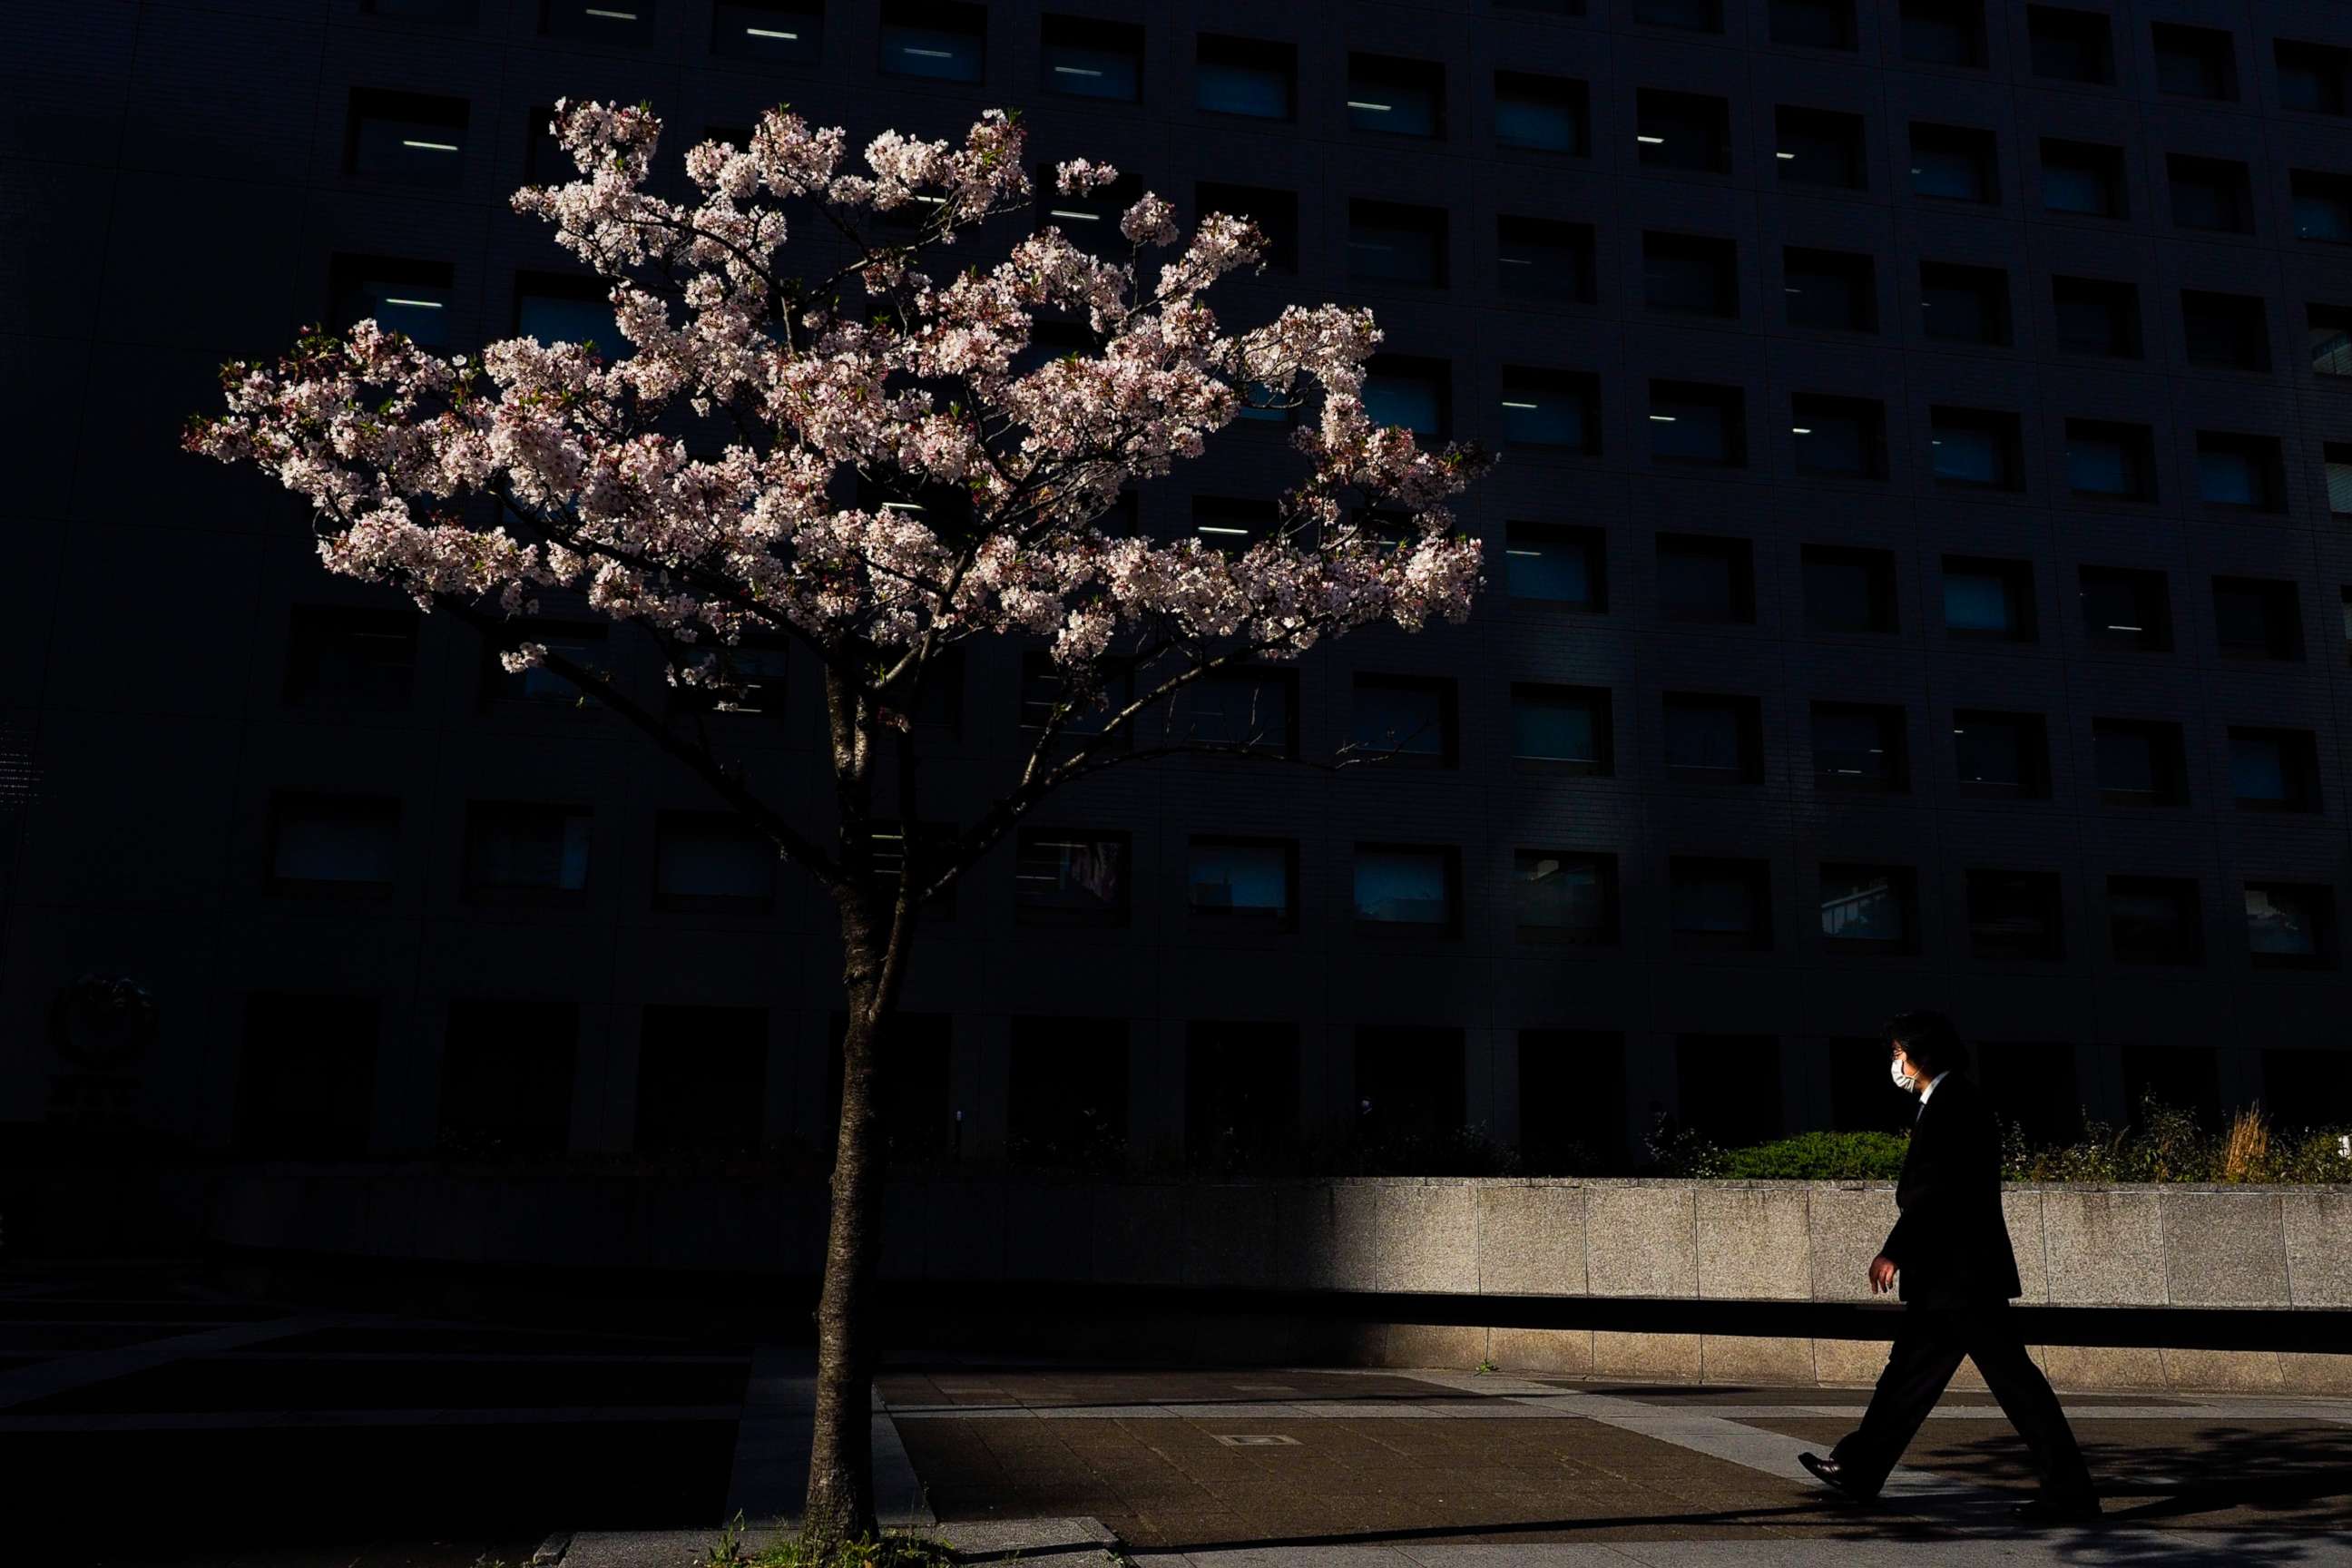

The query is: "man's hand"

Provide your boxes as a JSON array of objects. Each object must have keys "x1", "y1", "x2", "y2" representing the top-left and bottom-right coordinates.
[{"x1": 1868, "y1": 1254, "x2": 1898, "y2": 1294}]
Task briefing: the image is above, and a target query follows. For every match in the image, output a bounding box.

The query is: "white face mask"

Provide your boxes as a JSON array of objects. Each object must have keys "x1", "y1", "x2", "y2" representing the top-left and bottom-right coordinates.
[{"x1": 1890, "y1": 1056, "x2": 1919, "y2": 1093}]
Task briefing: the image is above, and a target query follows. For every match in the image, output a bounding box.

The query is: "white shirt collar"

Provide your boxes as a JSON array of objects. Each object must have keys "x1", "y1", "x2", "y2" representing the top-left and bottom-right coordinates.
[{"x1": 1917, "y1": 1069, "x2": 1952, "y2": 1106}]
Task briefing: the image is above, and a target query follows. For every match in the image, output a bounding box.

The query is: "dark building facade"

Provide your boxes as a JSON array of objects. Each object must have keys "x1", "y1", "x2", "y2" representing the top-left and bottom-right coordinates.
[{"x1": 6, "y1": 0, "x2": 2352, "y2": 1169}]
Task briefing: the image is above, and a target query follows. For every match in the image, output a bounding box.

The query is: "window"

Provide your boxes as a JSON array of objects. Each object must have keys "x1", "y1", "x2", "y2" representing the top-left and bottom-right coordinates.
[
  {"x1": 237, "y1": 995, "x2": 378, "y2": 1159},
  {"x1": 1649, "y1": 382, "x2": 1746, "y2": 466},
  {"x1": 865, "y1": 819, "x2": 956, "y2": 916},
  {"x1": 2309, "y1": 304, "x2": 2352, "y2": 375},
  {"x1": 1041, "y1": 15, "x2": 1141, "y2": 102},
  {"x1": 1929, "y1": 406, "x2": 2023, "y2": 489},
  {"x1": 1902, "y1": 0, "x2": 1985, "y2": 68},
  {"x1": 2265, "y1": 1050, "x2": 2352, "y2": 1121},
  {"x1": 1819, "y1": 865, "x2": 1916, "y2": 952},
  {"x1": 2277, "y1": 39, "x2": 2351, "y2": 116},
  {"x1": 1812, "y1": 701, "x2": 1907, "y2": 791},
  {"x1": 1677, "y1": 1034, "x2": 1783, "y2": 1143},
  {"x1": 694, "y1": 636, "x2": 792, "y2": 721},
  {"x1": 878, "y1": 0, "x2": 985, "y2": 82},
  {"x1": 2195, "y1": 431, "x2": 2285, "y2": 510},
  {"x1": 2180, "y1": 289, "x2": 2270, "y2": 370},
  {"x1": 1644, "y1": 232, "x2": 1738, "y2": 318},
  {"x1": 1197, "y1": 34, "x2": 1294, "y2": 120},
  {"x1": 541, "y1": 0, "x2": 652, "y2": 44},
  {"x1": 2330, "y1": 443, "x2": 2352, "y2": 516},
  {"x1": 1505, "y1": 522, "x2": 1605, "y2": 609},
  {"x1": 2151, "y1": 23, "x2": 2235, "y2": 102},
  {"x1": 1967, "y1": 869, "x2": 2064, "y2": 961},
  {"x1": 364, "y1": 0, "x2": 481, "y2": 17},
  {"x1": 1657, "y1": 533, "x2": 1755, "y2": 622},
  {"x1": 822, "y1": 1012, "x2": 954, "y2": 1162},
  {"x1": 2229, "y1": 727, "x2": 2322, "y2": 811},
  {"x1": 1943, "y1": 555, "x2": 2035, "y2": 642},
  {"x1": 1775, "y1": 106, "x2": 1867, "y2": 190},
  {"x1": 1662, "y1": 692, "x2": 1764, "y2": 783},
  {"x1": 2109, "y1": 877, "x2": 2202, "y2": 966},
  {"x1": 1006, "y1": 1016, "x2": 1127, "y2": 1171},
  {"x1": 1156, "y1": 665, "x2": 1296, "y2": 756},
  {"x1": 2026, "y1": 6, "x2": 2112, "y2": 85},
  {"x1": 267, "y1": 793, "x2": 400, "y2": 897},
  {"x1": 1355, "y1": 1027, "x2": 1466, "y2": 1142},
  {"x1": 1953, "y1": 710, "x2": 2051, "y2": 799},
  {"x1": 2064, "y1": 421, "x2": 2157, "y2": 501},
  {"x1": 464, "y1": 801, "x2": 592, "y2": 905},
  {"x1": 654, "y1": 811, "x2": 774, "y2": 911},
  {"x1": 1511, "y1": 683, "x2": 1612, "y2": 774},
  {"x1": 2122, "y1": 1045, "x2": 2222, "y2": 1129},
  {"x1": 2343, "y1": 588, "x2": 2352, "y2": 664},
  {"x1": 1354, "y1": 844, "x2": 1458, "y2": 932},
  {"x1": 1802, "y1": 546, "x2": 1896, "y2": 633},
  {"x1": 1977, "y1": 1041, "x2": 2082, "y2": 1142},
  {"x1": 1360, "y1": 356, "x2": 1449, "y2": 436},
  {"x1": 1669, "y1": 858, "x2": 1772, "y2": 950},
  {"x1": 1354, "y1": 200, "x2": 1439, "y2": 288},
  {"x1": 1195, "y1": 182, "x2": 1297, "y2": 272},
  {"x1": 2213, "y1": 577, "x2": 2304, "y2": 661},
  {"x1": 1514, "y1": 851, "x2": 1617, "y2": 943},
  {"x1": 345, "y1": 89, "x2": 467, "y2": 186},
  {"x1": 1521, "y1": 1031, "x2": 1628, "y2": 1166},
  {"x1": 713, "y1": 0, "x2": 821, "y2": 63},
  {"x1": 484, "y1": 621, "x2": 605, "y2": 705},
  {"x1": 1185, "y1": 1022, "x2": 1298, "y2": 1165},
  {"x1": 1350, "y1": 673, "x2": 1455, "y2": 766},
  {"x1": 1632, "y1": 0, "x2": 1721, "y2": 32},
  {"x1": 1910, "y1": 122, "x2": 1997, "y2": 202},
  {"x1": 1496, "y1": 215, "x2": 1595, "y2": 305},
  {"x1": 1782, "y1": 247, "x2": 1877, "y2": 331},
  {"x1": 2247, "y1": 883, "x2": 2336, "y2": 968},
  {"x1": 2168, "y1": 154, "x2": 2253, "y2": 232},
  {"x1": 283, "y1": 604, "x2": 416, "y2": 710},
  {"x1": 2092, "y1": 719, "x2": 2189, "y2": 807},
  {"x1": 1187, "y1": 837, "x2": 1296, "y2": 925},
  {"x1": 1015, "y1": 828, "x2": 1130, "y2": 926},
  {"x1": 2052, "y1": 275, "x2": 2141, "y2": 358},
  {"x1": 1637, "y1": 90, "x2": 1732, "y2": 175},
  {"x1": 2291, "y1": 171, "x2": 2352, "y2": 243},
  {"x1": 514, "y1": 270, "x2": 620, "y2": 349},
  {"x1": 1348, "y1": 53, "x2": 1444, "y2": 139},
  {"x1": 2058, "y1": 607, "x2": 2156, "y2": 684},
  {"x1": 2040, "y1": 138, "x2": 2126, "y2": 217},
  {"x1": 1831, "y1": 1035, "x2": 1919, "y2": 1132},
  {"x1": 1770, "y1": 0, "x2": 1856, "y2": 51},
  {"x1": 1017, "y1": 652, "x2": 1131, "y2": 750},
  {"x1": 1499, "y1": 368, "x2": 1601, "y2": 452},
  {"x1": 1788, "y1": 395, "x2": 1886, "y2": 479},
  {"x1": 1494, "y1": 71, "x2": 1586, "y2": 154},
  {"x1": 637, "y1": 1005, "x2": 765, "y2": 1156},
  {"x1": 1037, "y1": 160, "x2": 1142, "y2": 257},
  {"x1": 329, "y1": 254, "x2": 453, "y2": 347},
  {"x1": 439, "y1": 999, "x2": 577, "y2": 1157},
  {"x1": 1918, "y1": 261, "x2": 2010, "y2": 346}
]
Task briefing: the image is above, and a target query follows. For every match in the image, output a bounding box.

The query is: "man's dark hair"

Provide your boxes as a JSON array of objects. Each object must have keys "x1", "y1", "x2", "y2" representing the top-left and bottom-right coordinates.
[{"x1": 1884, "y1": 1011, "x2": 1969, "y2": 1077}]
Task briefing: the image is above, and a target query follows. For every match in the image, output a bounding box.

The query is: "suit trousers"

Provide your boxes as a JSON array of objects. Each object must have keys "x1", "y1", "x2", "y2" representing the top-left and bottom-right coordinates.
[{"x1": 1829, "y1": 1301, "x2": 2097, "y2": 1502}]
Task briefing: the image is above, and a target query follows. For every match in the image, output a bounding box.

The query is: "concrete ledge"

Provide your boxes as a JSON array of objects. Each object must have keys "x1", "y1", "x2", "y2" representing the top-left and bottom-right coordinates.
[{"x1": 194, "y1": 1168, "x2": 2352, "y2": 1314}]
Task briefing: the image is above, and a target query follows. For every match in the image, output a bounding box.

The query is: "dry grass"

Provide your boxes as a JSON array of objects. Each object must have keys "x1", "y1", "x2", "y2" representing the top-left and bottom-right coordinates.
[{"x1": 2221, "y1": 1104, "x2": 2271, "y2": 1184}]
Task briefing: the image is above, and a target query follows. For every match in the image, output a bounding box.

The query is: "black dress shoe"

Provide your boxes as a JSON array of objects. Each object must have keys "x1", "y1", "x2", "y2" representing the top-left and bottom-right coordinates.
[
  {"x1": 1798, "y1": 1452, "x2": 1871, "y2": 1501},
  {"x1": 2012, "y1": 1495, "x2": 2102, "y2": 1525}
]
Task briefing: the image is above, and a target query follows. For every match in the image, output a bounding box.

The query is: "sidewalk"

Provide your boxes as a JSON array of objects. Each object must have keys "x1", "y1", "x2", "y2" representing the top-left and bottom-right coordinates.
[{"x1": 875, "y1": 1362, "x2": 2352, "y2": 1566}]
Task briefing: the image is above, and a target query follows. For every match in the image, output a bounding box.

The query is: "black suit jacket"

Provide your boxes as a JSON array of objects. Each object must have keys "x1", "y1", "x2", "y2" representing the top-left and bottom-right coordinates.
[{"x1": 1882, "y1": 1072, "x2": 2023, "y2": 1307}]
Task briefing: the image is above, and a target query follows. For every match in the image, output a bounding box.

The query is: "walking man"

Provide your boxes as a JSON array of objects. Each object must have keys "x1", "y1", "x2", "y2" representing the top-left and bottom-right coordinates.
[{"x1": 1798, "y1": 1012, "x2": 2101, "y2": 1523}]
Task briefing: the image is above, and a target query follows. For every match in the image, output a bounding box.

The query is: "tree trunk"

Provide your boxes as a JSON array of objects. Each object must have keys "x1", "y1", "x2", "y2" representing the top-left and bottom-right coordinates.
[{"x1": 801, "y1": 892, "x2": 893, "y2": 1544}]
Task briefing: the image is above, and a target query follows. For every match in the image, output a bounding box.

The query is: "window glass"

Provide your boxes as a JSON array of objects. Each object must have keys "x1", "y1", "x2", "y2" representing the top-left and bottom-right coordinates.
[
  {"x1": 1350, "y1": 674, "x2": 1453, "y2": 763},
  {"x1": 1354, "y1": 846, "x2": 1454, "y2": 926},
  {"x1": 1511, "y1": 684, "x2": 1609, "y2": 771},
  {"x1": 1197, "y1": 35, "x2": 1293, "y2": 118},
  {"x1": 1813, "y1": 703, "x2": 1903, "y2": 789},
  {"x1": 879, "y1": 1, "x2": 985, "y2": 82},
  {"x1": 1504, "y1": 523, "x2": 1603, "y2": 608},
  {"x1": 1500, "y1": 368, "x2": 1596, "y2": 450},
  {"x1": 1041, "y1": 15, "x2": 1141, "y2": 101},
  {"x1": 713, "y1": 0, "x2": 822, "y2": 63},
  {"x1": 464, "y1": 803, "x2": 592, "y2": 901},
  {"x1": 1514, "y1": 851, "x2": 1613, "y2": 940},
  {"x1": 654, "y1": 811, "x2": 775, "y2": 908},
  {"x1": 270, "y1": 795, "x2": 401, "y2": 892},
  {"x1": 1496, "y1": 216, "x2": 1595, "y2": 303},
  {"x1": 1187, "y1": 838, "x2": 1293, "y2": 921},
  {"x1": 1348, "y1": 54, "x2": 1444, "y2": 138},
  {"x1": 1820, "y1": 865, "x2": 1908, "y2": 945},
  {"x1": 1014, "y1": 828, "x2": 1129, "y2": 925},
  {"x1": 1495, "y1": 72, "x2": 1585, "y2": 153}
]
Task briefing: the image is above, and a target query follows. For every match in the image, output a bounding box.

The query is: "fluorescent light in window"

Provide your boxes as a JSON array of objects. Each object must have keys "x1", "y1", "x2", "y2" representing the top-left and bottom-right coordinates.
[
  {"x1": 1649, "y1": 414, "x2": 1677, "y2": 422},
  {"x1": 1499, "y1": 256, "x2": 1534, "y2": 265},
  {"x1": 1500, "y1": 400, "x2": 1539, "y2": 409},
  {"x1": 583, "y1": 6, "x2": 637, "y2": 17},
  {"x1": 881, "y1": 500, "x2": 924, "y2": 512},
  {"x1": 1054, "y1": 65, "x2": 1103, "y2": 77},
  {"x1": 1348, "y1": 101, "x2": 1393, "y2": 113},
  {"x1": 1791, "y1": 426, "x2": 1813, "y2": 435},
  {"x1": 1776, "y1": 151, "x2": 1797, "y2": 161},
  {"x1": 745, "y1": 26, "x2": 799, "y2": 39},
  {"x1": 382, "y1": 297, "x2": 444, "y2": 309},
  {"x1": 1047, "y1": 209, "x2": 1101, "y2": 221},
  {"x1": 2106, "y1": 623, "x2": 2142, "y2": 632},
  {"x1": 1197, "y1": 524, "x2": 1251, "y2": 536},
  {"x1": 905, "y1": 46, "x2": 952, "y2": 58},
  {"x1": 401, "y1": 139, "x2": 460, "y2": 152},
  {"x1": 1637, "y1": 134, "x2": 1665, "y2": 144},
  {"x1": 1504, "y1": 549, "x2": 1540, "y2": 556}
]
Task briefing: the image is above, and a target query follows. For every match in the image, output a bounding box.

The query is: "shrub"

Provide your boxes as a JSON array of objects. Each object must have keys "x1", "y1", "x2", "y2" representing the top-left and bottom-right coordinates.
[{"x1": 1716, "y1": 1130, "x2": 1911, "y2": 1181}]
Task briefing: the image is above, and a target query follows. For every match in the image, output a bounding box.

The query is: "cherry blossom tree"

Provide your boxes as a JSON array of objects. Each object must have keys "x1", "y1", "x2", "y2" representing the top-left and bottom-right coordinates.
[{"x1": 189, "y1": 100, "x2": 1486, "y2": 1544}]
